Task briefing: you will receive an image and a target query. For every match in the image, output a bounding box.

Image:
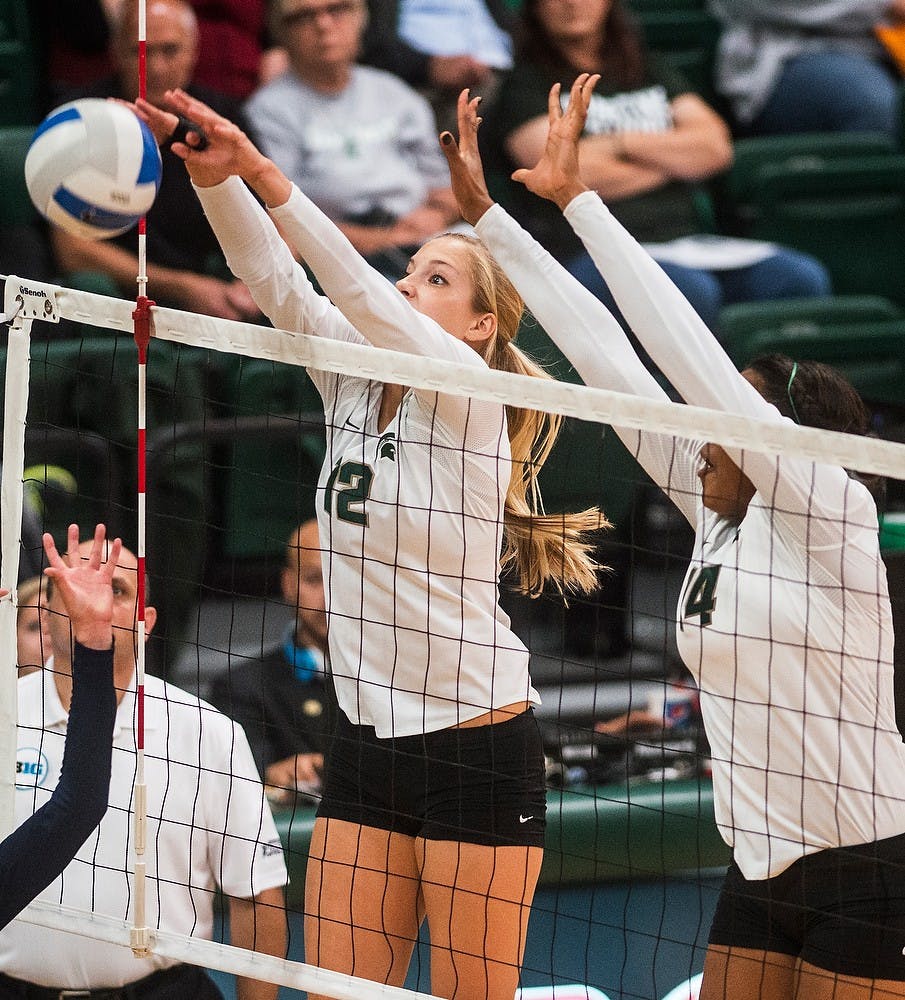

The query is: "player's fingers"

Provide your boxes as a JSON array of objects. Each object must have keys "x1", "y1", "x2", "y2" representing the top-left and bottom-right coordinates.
[
  {"x1": 103, "y1": 538, "x2": 122, "y2": 580},
  {"x1": 548, "y1": 82, "x2": 563, "y2": 123},
  {"x1": 570, "y1": 74, "x2": 587, "y2": 110},
  {"x1": 65, "y1": 523, "x2": 81, "y2": 565},
  {"x1": 455, "y1": 87, "x2": 470, "y2": 134},
  {"x1": 167, "y1": 142, "x2": 192, "y2": 162},
  {"x1": 84, "y1": 523, "x2": 105, "y2": 571},
  {"x1": 42, "y1": 531, "x2": 62, "y2": 570},
  {"x1": 165, "y1": 88, "x2": 216, "y2": 128},
  {"x1": 581, "y1": 74, "x2": 600, "y2": 112},
  {"x1": 439, "y1": 131, "x2": 458, "y2": 155}
]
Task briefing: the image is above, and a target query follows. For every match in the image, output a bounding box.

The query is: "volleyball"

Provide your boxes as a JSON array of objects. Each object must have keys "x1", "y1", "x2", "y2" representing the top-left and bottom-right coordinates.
[{"x1": 25, "y1": 98, "x2": 162, "y2": 240}]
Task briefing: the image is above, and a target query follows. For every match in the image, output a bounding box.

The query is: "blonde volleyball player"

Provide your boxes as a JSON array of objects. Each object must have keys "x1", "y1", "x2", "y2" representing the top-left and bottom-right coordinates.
[
  {"x1": 440, "y1": 77, "x2": 905, "y2": 1000},
  {"x1": 133, "y1": 90, "x2": 601, "y2": 1000}
]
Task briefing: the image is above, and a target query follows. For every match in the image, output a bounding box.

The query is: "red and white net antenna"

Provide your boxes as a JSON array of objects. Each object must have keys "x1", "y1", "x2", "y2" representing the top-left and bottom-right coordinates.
[{"x1": 130, "y1": 0, "x2": 153, "y2": 960}]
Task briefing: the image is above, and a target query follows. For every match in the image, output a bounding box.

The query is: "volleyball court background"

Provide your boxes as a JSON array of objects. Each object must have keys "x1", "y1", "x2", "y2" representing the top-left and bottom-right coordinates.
[{"x1": 2, "y1": 273, "x2": 905, "y2": 1000}]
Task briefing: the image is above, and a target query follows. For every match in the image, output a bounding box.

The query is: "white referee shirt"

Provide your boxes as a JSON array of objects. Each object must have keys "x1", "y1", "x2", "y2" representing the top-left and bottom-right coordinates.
[
  {"x1": 0, "y1": 666, "x2": 287, "y2": 988},
  {"x1": 196, "y1": 178, "x2": 537, "y2": 738},
  {"x1": 476, "y1": 194, "x2": 905, "y2": 880}
]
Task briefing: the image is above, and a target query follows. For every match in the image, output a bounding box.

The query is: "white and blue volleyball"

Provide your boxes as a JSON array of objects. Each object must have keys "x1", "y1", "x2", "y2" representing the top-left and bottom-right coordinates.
[{"x1": 25, "y1": 98, "x2": 162, "y2": 240}]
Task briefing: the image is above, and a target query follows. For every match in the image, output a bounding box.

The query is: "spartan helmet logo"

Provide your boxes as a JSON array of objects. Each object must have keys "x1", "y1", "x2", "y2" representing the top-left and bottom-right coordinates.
[{"x1": 378, "y1": 432, "x2": 397, "y2": 461}]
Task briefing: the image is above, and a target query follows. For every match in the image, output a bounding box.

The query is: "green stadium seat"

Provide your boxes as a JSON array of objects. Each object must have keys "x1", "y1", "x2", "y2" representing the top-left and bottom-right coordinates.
[
  {"x1": 723, "y1": 132, "x2": 899, "y2": 232},
  {"x1": 881, "y1": 511, "x2": 905, "y2": 554},
  {"x1": 205, "y1": 357, "x2": 326, "y2": 570},
  {"x1": 736, "y1": 154, "x2": 905, "y2": 305},
  {"x1": 218, "y1": 415, "x2": 325, "y2": 566},
  {"x1": 211, "y1": 354, "x2": 323, "y2": 418},
  {"x1": 0, "y1": 0, "x2": 39, "y2": 125},
  {"x1": 718, "y1": 317, "x2": 905, "y2": 409},
  {"x1": 717, "y1": 295, "x2": 903, "y2": 357},
  {"x1": 635, "y1": 8, "x2": 719, "y2": 101},
  {"x1": 0, "y1": 125, "x2": 37, "y2": 226}
]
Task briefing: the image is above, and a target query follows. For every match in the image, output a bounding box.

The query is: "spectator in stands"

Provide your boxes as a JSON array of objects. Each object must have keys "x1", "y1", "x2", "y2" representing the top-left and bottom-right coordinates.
[
  {"x1": 360, "y1": 0, "x2": 516, "y2": 128},
  {"x1": 0, "y1": 534, "x2": 287, "y2": 999},
  {"x1": 486, "y1": 0, "x2": 832, "y2": 334},
  {"x1": 709, "y1": 0, "x2": 905, "y2": 138},
  {"x1": 38, "y1": 0, "x2": 286, "y2": 104},
  {"x1": 50, "y1": 0, "x2": 264, "y2": 322},
  {"x1": 245, "y1": 0, "x2": 462, "y2": 278},
  {"x1": 191, "y1": 0, "x2": 287, "y2": 100},
  {"x1": 211, "y1": 519, "x2": 336, "y2": 808},
  {"x1": 15, "y1": 575, "x2": 48, "y2": 678}
]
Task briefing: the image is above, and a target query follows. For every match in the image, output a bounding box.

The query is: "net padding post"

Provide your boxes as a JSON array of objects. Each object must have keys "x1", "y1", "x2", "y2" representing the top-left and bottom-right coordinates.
[
  {"x1": 130, "y1": 288, "x2": 154, "y2": 957},
  {"x1": 0, "y1": 275, "x2": 37, "y2": 841}
]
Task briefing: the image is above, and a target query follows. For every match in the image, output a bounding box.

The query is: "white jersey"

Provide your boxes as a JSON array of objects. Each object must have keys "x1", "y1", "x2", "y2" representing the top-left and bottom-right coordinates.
[
  {"x1": 197, "y1": 178, "x2": 536, "y2": 738},
  {"x1": 0, "y1": 668, "x2": 287, "y2": 988},
  {"x1": 476, "y1": 195, "x2": 905, "y2": 880}
]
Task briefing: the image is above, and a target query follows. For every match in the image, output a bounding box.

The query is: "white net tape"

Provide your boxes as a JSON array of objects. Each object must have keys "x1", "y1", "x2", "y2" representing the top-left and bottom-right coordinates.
[{"x1": 11, "y1": 274, "x2": 905, "y2": 480}]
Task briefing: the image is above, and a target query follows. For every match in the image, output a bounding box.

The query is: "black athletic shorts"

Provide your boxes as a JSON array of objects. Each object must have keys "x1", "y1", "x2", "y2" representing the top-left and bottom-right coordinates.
[
  {"x1": 708, "y1": 832, "x2": 905, "y2": 979},
  {"x1": 317, "y1": 709, "x2": 547, "y2": 847}
]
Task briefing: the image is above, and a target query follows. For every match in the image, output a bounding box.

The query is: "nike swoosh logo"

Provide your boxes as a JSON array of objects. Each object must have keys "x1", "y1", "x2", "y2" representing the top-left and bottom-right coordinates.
[{"x1": 519, "y1": 814, "x2": 533, "y2": 824}]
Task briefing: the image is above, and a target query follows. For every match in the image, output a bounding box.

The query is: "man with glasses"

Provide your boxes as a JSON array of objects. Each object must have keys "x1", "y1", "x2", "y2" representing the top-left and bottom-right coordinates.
[{"x1": 50, "y1": 0, "x2": 263, "y2": 325}]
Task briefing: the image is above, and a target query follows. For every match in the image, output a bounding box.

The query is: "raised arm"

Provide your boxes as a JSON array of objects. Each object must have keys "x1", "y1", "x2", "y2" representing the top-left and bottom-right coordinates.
[
  {"x1": 512, "y1": 85, "x2": 871, "y2": 539},
  {"x1": 133, "y1": 93, "x2": 362, "y2": 348},
  {"x1": 144, "y1": 91, "x2": 484, "y2": 363},
  {"x1": 137, "y1": 90, "x2": 502, "y2": 446},
  {"x1": 441, "y1": 81, "x2": 700, "y2": 522},
  {"x1": 442, "y1": 82, "x2": 664, "y2": 396},
  {"x1": 0, "y1": 525, "x2": 118, "y2": 931}
]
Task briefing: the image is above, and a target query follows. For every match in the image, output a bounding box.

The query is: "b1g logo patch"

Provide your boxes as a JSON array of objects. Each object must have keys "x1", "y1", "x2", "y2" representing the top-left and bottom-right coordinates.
[{"x1": 15, "y1": 748, "x2": 50, "y2": 790}]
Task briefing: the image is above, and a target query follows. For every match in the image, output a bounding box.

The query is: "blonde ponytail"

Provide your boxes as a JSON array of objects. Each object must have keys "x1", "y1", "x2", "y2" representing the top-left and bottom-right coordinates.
[
  {"x1": 439, "y1": 232, "x2": 607, "y2": 596},
  {"x1": 493, "y1": 338, "x2": 607, "y2": 596}
]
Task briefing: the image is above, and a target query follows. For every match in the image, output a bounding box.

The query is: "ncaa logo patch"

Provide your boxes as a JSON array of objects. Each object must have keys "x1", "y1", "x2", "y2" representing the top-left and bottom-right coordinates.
[{"x1": 15, "y1": 748, "x2": 50, "y2": 790}]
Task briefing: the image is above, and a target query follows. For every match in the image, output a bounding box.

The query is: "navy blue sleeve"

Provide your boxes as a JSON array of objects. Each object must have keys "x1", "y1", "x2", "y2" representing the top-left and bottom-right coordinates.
[{"x1": 0, "y1": 643, "x2": 116, "y2": 930}]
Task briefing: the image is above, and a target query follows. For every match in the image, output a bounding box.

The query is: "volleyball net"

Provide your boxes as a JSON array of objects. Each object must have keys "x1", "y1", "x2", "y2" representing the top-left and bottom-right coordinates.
[{"x1": 2, "y1": 272, "x2": 905, "y2": 1000}]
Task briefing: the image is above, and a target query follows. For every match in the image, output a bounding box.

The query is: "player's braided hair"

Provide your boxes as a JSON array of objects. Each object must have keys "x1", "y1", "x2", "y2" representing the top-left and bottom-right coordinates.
[
  {"x1": 745, "y1": 353, "x2": 884, "y2": 501},
  {"x1": 441, "y1": 233, "x2": 606, "y2": 596}
]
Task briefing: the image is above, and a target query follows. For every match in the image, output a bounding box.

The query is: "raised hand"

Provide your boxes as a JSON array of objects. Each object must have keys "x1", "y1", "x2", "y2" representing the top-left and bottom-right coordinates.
[
  {"x1": 43, "y1": 524, "x2": 120, "y2": 650},
  {"x1": 133, "y1": 89, "x2": 272, "y2": 196},
  {"x1": 438, "y1": 89, "x2": 495, "y2": 226},
  {"x1": 512, "y1": 73, "x2": 600, "y2": 210},
  {"x1": 116, "y1": 97, "x2": 179, "y2": 147}
]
